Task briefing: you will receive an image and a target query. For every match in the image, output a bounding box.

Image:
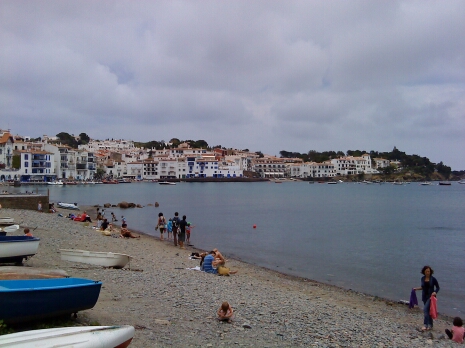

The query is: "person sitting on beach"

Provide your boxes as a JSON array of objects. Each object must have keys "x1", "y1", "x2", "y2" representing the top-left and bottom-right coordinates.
[
  {"x1": 23, "y1": 227, "x2": 33, "y2": 237},
  {"x1": 217, "y1": 301, "x2": 234, "y2": 322},
  {"x1": 213, "y1": 248, "x2": 226, "y2": 267},
  {"x1": 100, "y1": 218, "x2": 109, "y2": 231},
  {"x1": 73, "y1": 211, "x2": 92, "y2": 222},
  {"x1": 445, "y1": 317, "x2": 465, "y2": 343},
  {"x1": 119, "y1": 223, "x2": 140, "y2": 239},
  {"x1": 202, "y1": 250, "x2": 218, "y2": 274}
]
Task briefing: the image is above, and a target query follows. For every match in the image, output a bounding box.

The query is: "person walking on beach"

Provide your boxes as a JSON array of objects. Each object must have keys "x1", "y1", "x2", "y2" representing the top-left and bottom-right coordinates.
[
  {"x1": 178, "y1": 215, "x2": 188, "y2": 249},
  {"x1": 413, "y1": 265, "x2": 440, "y2": 331},
  {"x1": 37, "y1": 201, "x2": 42, "y2": 212},
  {"x1": 167, "y1": 218, "x2": 173, "y2": 241},
  {"x1": 172, "y1": 212, "x2": 180, "y2": 246},
  {"x1": 157, "y1": 212, "x2": 166, "y2": 241}
]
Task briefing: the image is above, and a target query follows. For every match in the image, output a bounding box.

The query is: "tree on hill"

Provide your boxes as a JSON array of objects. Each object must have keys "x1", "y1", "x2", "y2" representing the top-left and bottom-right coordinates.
[
  {"x1": 56, "y1": 132, "x2": 78, "y2": 148},
  {"x1": 78, "y1": 133, "x2": 90, "y2": 145}
]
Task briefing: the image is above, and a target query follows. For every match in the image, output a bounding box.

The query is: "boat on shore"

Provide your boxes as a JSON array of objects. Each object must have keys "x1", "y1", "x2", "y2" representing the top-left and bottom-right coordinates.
[
  {"x1": 0, "y1": 266, "x2": 68, "y2": 280},
  {"x1": 0, "y1": 325, "x2": 135, "y2": 348},
  {"x1": 158, "y1": 181, "x2": 176, "y2": 185},
  {"x1": 0, "y1": 236, "x2": 40, "y2": 264},
  {"x1": 0, "y1": 217, "x2": 15, "y2": 226},
  {"x1": 60, "y1": 249, "x2": 132, "y2": 269},
  {"x1": 0, "y1": 277, "x2": 102, "y2": 323},
  {"x1": 57, "y1": 202, "x2": 79, "y2": 210},
  {"x1": 0, "y1": 224, "x2": 20, "y2": 236}
]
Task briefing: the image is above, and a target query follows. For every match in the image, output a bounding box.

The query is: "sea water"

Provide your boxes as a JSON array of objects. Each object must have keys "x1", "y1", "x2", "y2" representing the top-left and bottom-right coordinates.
[{"x1": 23, "y1": 181, "x2": 465, "y2": 317}]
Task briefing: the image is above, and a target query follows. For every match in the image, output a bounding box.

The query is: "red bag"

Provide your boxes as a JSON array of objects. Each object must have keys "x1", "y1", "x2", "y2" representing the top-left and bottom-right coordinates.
[{"x1": 429, "y1": 296, "x2": 437, "y2": 319}]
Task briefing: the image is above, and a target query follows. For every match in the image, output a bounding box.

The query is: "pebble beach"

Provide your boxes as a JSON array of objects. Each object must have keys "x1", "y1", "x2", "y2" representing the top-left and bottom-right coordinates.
[{"x1": 0, "y1": 207, "x2": 456, "y2": 347}]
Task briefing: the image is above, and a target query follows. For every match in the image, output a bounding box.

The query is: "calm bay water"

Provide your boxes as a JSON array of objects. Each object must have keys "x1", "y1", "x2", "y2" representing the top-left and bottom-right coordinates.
[{"x1": 23, "y1": 181, "x2": 465, "y2": 317}]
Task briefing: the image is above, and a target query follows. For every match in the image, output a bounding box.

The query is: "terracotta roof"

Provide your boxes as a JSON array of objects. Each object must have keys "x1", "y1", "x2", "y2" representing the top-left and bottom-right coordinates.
[{"x1": 0, "y1": 132, "x2": 14, "y2": 145}]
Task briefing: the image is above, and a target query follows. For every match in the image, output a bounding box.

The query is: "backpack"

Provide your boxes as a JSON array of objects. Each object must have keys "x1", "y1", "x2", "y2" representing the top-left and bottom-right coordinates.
[
  {"x1": 172, "y1": 217, "x2": 179, "y2": 229},
  {"x1": 158, "y1": 216, "x2": 165, "y2": 227}
]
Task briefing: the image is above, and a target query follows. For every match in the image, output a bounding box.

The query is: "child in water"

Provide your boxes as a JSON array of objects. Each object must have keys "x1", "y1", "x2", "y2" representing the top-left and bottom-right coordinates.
[
  {"x1": 217, "y1": 301, "x2": 234, "y2": 322},
  {"x1": 445, "y1": 317, "x2": 465, "y2": 343}
]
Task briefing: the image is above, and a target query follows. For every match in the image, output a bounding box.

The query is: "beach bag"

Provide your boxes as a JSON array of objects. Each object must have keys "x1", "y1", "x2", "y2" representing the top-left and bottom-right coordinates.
[
  {"x1": 217, "y1": 266, "x2": 230, "y2": 276},
  {"x1": 429, "y1": 296, "x2": 437, "y2": 319}
]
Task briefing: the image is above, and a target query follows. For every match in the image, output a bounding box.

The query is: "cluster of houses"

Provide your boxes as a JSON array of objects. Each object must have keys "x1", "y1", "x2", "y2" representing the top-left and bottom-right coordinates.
[{"x1": 0, "y1": 129, "x2": 394, "y2": 182}]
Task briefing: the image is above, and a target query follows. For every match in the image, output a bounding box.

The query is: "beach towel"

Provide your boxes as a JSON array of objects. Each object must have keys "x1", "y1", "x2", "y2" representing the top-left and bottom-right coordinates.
[
  {"x1": 409, "y1": 289, "x2": 418, "y2": 309},
  {"x1": 429, "y1": 296, "x2": 437, "y2": 319}
]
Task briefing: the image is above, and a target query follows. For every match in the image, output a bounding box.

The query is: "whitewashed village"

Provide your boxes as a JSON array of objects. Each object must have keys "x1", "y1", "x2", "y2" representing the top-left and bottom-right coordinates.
[{"x1": 0, "y1": 128, "x2": 395, "y2": 183}]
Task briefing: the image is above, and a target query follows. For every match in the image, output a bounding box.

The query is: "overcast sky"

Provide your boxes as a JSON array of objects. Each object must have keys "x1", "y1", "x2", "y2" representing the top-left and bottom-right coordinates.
[{"x1": 1, "y1": 1, "x2": 464, "y2": 169}]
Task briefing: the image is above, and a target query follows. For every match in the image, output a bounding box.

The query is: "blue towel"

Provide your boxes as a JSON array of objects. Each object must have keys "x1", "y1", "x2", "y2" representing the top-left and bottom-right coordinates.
[{"x1": 409, "y1": 289, "x2": 418, "y2": 309}]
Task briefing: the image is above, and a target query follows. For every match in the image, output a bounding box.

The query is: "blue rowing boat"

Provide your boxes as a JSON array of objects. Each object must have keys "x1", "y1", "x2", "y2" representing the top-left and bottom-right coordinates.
[{"x1": 0, "y1": 278, "x2": 102, "y2": 323}]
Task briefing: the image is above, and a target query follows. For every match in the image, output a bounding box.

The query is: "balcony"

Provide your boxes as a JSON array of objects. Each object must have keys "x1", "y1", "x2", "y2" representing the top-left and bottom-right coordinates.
[{"x1": 76, "y1": 163, "x2": 87, "y2": 170}]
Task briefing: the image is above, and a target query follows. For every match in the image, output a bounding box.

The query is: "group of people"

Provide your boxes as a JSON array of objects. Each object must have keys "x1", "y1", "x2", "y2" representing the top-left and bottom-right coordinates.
[
  {"x1": 156, "y1": 212, "x2": 193, "y2": 249},
  {"x1": 412, "y1": 265, "x2": 464, "y2": 343}
]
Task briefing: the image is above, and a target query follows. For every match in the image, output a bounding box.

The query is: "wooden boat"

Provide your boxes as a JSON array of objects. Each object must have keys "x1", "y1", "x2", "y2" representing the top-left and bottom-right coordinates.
[
  {"x1": 0, "y1": 236, "x2": 40, "y2": 264},
  {"x1": 158, "y1": 181, "x2": 176, "y2": 185},
  {"x1": 0, "y1": 278, "x2": 102, "y2": 323},
  {"x1": 60, "y1": 249, "x2": 132, "y2": 269},
  {"x1": 57, "y1": 202, "x2": 79, "y2": 210},
  {"x1": 0, "y1": 325, "x2": 134, "y2": 348},
  {"x1": 0, "y1": 217, "x2": 14, "y2": 226},
  {"x1": 0, "y1": 266, "x2": 68, "y2": 280}
]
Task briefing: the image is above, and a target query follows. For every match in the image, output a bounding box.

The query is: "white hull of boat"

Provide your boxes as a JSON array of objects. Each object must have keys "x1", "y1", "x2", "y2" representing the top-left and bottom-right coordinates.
[
  {"x1": 60, "y1": 249, "x2": 132, "y2": 269},
  {"x1": 0, "y1": 325, "x2": 135, "y2": 348},
  {"x1": 57, "y1": 202, "x2": 79, "y2": 210},
  {"x1": 158, "y1": 182, "x2": 176, "y2": 185},
  {"x1": 0, "y1": 217, "x2": 14, "y2": 226},
  {"x1": 0, "y1": 225, "x2": 20, "y2": 233},
  {"x1": 0, "y1": 239, "x2": 40, "y2": 259},
  {"x1": 47, "y1": 181, "x2": 64, "y2": 185}
]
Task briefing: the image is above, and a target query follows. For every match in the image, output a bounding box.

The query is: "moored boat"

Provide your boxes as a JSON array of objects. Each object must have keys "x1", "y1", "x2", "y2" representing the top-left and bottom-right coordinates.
[
  {"x1": 158, "y1": 181, "x2": 176, "y2": 185},
  {"x1": 420, "y1": 182, "x2": 432, "y2": 185},
  {"x1": 439, "y1": 181, "x2": 452, "y2": 186},
  {"x1": 0, "y1": 236, "x2": 40, "y2": 264},
  {"x1": 0, "y1": 325, "x2": 135, "y2": 348},
  {"x1": 0, "y1": 278, "x2": 102, "y2": 323},
  {"x1": 60, "y1": 249, "x2": 132, "y2": 269},
  {"x1": 47, "y1": 180, "x2": 64, "y2": 185}
]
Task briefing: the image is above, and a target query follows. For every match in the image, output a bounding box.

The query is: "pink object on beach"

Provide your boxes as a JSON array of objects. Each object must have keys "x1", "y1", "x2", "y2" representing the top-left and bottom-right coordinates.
[{"x1": 429, "y1": 295, "x2": 437, "y2": 319}]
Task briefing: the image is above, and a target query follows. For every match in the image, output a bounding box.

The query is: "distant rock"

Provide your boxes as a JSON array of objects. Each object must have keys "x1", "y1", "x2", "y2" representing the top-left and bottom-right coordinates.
[
  {"x1": 128, "y1": 203, "x2": 136, "y2": 208},
  {"x1": 155, "y1": 202, "x2": 159, "y2": 207},
  {"x1": 104, "y1": 203, "x2": 111, "y2": 208},
  {"x1": 136, "y1": 204, "x2": 143, "y2": 208},
  {"x1": 119, "y1": 201, "x2": 129, "y2": 208}
]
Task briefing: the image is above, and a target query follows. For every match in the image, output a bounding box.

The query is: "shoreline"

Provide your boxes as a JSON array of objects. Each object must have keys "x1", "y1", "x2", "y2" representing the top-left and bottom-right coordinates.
[{"x1": 0, "y1": 207, "x2": 454, "y2": 347}]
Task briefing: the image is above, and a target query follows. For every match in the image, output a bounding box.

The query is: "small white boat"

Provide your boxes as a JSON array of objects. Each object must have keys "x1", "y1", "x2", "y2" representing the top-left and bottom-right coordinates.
[
  {"x1": 0, "y1": 224, "x2": 20, "y2": 233},
  {"x1": 420, "y1": 182, "x2": 432, "y2": 185},
  {"x1": 47, "y1": 180, "x2": 64, "y2": 185},
  {"x1": 158, "y1": 181, "x2": 176, "y2": 185},
  {"x1": 0, "y1": 236, "x2": 40, "y2": 264},
  {"x1": 458, "y1": 180, "x2": 465, "y2": 184},
  {"x1": 57, "y1": 202, "x2": 79, "y2": 210},
  {"x1": 0, "y1": 325, "x2": 134, "y2": 348},
  {"x1": 0, "y1": 217, "x2": 14, "y2": 226},
  {"x1": 60, "y1": 249, "x2": 132, "y2": 269}
]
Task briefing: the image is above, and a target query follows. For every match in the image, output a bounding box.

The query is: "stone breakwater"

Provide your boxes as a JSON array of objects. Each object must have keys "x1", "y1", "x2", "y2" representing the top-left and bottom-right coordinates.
[{"x1": 1, "y1": 208, "x2": 454, "y2": 347}]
